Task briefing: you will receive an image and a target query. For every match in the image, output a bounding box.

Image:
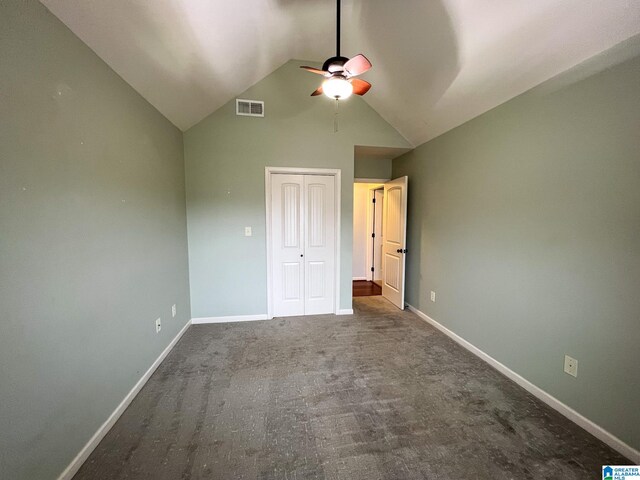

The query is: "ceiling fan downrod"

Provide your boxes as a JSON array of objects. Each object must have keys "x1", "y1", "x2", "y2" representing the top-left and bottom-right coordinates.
[
  {"x1": 299, "y1": 0, "x2": 372, "y2": 101},
  {"x1": 336, "y1": 0, "x2": 341, "y2": 58}
]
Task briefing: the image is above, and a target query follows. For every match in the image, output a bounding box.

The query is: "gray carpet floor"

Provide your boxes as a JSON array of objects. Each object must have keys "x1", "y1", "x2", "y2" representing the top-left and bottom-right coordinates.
[{"x1": 74, "y1": 296, "x2": 629, "y2": 479}]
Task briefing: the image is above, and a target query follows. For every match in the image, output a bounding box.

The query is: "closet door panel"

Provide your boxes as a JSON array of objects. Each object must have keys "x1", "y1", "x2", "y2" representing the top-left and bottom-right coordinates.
[
  {"x1": 272, "y1": 174, "x2": 305, "y2": 316},
  {"x1": 304, "y1": 175, "x2": 335, "y2": 315}
]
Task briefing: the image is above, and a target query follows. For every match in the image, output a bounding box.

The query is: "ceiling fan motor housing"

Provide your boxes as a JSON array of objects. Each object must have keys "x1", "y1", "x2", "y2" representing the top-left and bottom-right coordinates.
[{"x1": 322, "y1": 56, "x2": 349, "y2": 73}]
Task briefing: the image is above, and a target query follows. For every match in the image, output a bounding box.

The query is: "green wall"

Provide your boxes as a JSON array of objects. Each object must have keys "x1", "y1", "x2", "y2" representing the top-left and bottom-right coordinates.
[
  {"x1": 393, "y1": 51, "x2": 640, "y2": 451},
  {"x1": 3, "y1": 0, "x2": 637, "y2": 474},
  {"x1": 0, "y1": 1, "x2": 191, "y2": 478},
  {"x1": 354, "y1": 156, "x2": 392, "y2": 180},
  {"x1": 184, "y1": 60, "x2": 410, "y2": 318}
]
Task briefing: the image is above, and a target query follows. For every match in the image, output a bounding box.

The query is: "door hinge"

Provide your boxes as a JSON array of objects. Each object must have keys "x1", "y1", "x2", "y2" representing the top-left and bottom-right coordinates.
[
  {"x1": 372, "y1": 198, "x2": 376, "y2": 203},
  {"x1": 371, "y1": 233, "x2": 375, "y2": 238},
  {"x1": 371, "y1": 267, "x2": 374, "y2": 272}
]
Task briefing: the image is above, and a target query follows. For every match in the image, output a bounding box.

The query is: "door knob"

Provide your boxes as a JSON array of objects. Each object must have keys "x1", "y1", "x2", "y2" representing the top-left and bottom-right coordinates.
[
  {"x1": 397, "y1": 249, "x2": 402, "y2": 253},
  {"x1": 300, "y1": 254, "x2": 304, "y2": 257}
]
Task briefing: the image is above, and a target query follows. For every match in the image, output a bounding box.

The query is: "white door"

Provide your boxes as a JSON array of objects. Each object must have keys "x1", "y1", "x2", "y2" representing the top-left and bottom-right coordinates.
[
  {"x1": 303, "y1": 175, "x2": 335, "y2": 315},
  {"x1": 382, "y1": 176, "x2": 408, "y2": 309},
  {"x1": 271, "y1": 174, "x2": 305, "y2": 316},
  {"x1": 271, "y1": 174, "x2": 335, "y2": 317}
]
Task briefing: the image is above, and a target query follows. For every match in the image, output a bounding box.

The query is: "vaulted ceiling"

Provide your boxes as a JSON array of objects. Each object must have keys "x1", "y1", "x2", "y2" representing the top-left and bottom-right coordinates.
[{"x1": 41, "y1": 0, "x2": 640, "y2": 146}]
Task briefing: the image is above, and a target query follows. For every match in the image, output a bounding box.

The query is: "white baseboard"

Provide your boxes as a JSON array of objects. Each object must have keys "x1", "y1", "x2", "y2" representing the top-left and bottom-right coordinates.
[
  {"x1": 352, "y1": 277, "x2": 368, "y2": 281},
  {"x1": 405, "y1": 304, "x2": 640, "y2": 463},
  {"x1": 193, "y1": 311, "x2": 356, "y2": 322},
  {"x1": 191, "y1": 314, "x2": 269, "y2": 324},
  {"x1": 57, "y1": 319, "x2": 192, "y2": 480}
]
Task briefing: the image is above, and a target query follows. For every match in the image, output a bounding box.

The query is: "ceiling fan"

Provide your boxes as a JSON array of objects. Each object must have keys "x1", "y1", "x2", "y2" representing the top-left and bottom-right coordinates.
[{"x1": 300, "y1": 0, "x2": 372, "y2": 100}]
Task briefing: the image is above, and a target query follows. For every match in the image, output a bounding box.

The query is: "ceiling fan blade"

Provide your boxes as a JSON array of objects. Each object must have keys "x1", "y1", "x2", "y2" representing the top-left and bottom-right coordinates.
[
  {"x1": 301, "y1": 66, "x2": 328, "y2": 76},
  {"x1": 311, "y1": 85, "x2": 324, "y2": 96},
  {"x1": 351, "y1": 78, "x2": 371, "y2": 96},
  {"x1": 344, "y1": 54, "x2": 372, "y2": 76}
]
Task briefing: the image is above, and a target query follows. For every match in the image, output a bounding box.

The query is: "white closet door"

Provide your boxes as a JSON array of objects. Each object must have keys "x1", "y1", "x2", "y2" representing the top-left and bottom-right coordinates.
[
  {"x1": 382, "y1": 176, "x2": 408, "y2": 309},
  {"x1": 303, "y1": 175, "x2": 335, "y2": 315},
  {"x1": 271, "y1": 173, "x2": 336, "y2": 317},
  {"x1": 272, "y1": 174, "x2": 305, "y2": 316}
]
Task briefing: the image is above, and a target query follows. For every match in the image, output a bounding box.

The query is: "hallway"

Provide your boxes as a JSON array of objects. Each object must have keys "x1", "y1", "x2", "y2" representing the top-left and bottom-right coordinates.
[{"x1": 352, "y1": 280, "x2": 382, "y2": 297}]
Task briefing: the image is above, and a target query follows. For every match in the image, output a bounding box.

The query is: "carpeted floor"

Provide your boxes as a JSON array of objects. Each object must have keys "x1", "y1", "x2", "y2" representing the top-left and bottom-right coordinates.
[{"x1": 74, "y1": 296, "x2": 629, "y2": 479}]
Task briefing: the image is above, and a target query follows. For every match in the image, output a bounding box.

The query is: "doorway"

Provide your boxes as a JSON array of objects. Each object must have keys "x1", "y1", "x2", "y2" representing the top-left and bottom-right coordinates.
[
  {"x1": 352, "y1": 177, "x2": 408, "y2": 308},
  {"x1": 352, "y1": 182, "x2": 384, "y2": 297}
]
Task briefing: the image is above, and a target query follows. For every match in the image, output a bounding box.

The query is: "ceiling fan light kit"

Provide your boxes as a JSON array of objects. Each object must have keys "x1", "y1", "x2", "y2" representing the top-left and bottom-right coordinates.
[
  {"x1": 322, "y1": 75, "x2": 353, "y2": 99},
  {"x1": 301, "y1": 0, "x2": 372, "y2": 100}
]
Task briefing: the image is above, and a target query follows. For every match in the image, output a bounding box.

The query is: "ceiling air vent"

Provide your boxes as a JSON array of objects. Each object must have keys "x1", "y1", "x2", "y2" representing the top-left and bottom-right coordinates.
[{"x1": 236, "y1": 99, "x2": 264, "y2": 117}]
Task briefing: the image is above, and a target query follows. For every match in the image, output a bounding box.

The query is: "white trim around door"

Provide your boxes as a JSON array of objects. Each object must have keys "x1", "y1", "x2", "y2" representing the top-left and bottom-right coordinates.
[
  {"x1": 354, "y1": 178, "x2": 390, "y2": 183},
  {"x1": 265, "y1": 167, "x2": 341, "y2": 319}
]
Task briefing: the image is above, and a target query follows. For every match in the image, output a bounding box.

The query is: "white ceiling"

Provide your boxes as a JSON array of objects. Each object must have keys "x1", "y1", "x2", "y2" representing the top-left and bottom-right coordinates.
[{"x1": 41, "y1": 0, "x2": 640, "y2": 146}]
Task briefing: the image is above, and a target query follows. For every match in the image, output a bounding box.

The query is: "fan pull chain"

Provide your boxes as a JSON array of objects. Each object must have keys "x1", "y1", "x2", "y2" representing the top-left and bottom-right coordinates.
[{"x1": 334, "y1": 98, "x2": 339, "y2": 133}]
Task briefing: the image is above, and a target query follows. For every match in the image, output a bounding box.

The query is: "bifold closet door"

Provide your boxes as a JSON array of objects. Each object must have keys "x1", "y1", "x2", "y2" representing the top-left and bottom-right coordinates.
[
  {"x1": 272, "y1": 174, "x2": 305, "y2": 317},
  {"x1": 303, "y1": 175, "x2": 335, "y2": 315},
  {"x1": 271, "y1": 174, "x2": 335, "y2": 317}
]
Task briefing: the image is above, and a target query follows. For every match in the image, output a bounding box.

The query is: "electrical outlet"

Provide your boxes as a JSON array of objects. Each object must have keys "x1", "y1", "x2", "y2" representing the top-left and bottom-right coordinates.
[
  {"x1": 155, "y1": 318, "x2": 161, "y2": 333},
  {"x1": 172, "y1": 304, "x2": 176, "y2": 318},
  {"x1": 430, "y1": 291, "x2": 436, "y2": 302},
  {"x1": 564, "y1": 355, "x2": 578, "y2": 377},
  {"x1": 244, "y1": 226, "x2": 252, "y2": 237}
]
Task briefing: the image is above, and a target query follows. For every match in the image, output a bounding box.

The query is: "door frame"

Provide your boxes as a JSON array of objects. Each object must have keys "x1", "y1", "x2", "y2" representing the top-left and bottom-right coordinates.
[
  {"x1": 365, "y1": 186, "x2": 384, "y2": 282},
  {"x1": 265, "y1": 166, "x2": 342, "y2": 319}
]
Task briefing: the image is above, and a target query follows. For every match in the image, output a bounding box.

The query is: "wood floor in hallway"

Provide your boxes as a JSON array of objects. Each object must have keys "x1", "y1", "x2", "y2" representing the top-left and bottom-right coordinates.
[
  {"x1": 74, "y1": 296, "x2": 630, "y2": 479},
  {"x1": 352, "y1": 280, "x2": 382, "y2": 297}
]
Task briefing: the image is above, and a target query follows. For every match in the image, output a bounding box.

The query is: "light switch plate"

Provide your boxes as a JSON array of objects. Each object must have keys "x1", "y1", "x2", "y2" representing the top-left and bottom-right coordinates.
[{"x1": 245, "y1": 226, "x2": 252, "y2": 237}]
